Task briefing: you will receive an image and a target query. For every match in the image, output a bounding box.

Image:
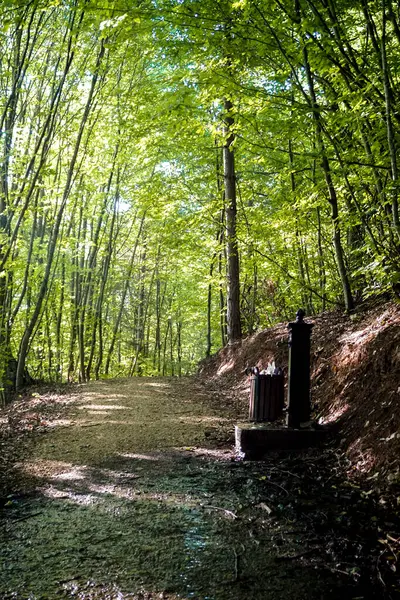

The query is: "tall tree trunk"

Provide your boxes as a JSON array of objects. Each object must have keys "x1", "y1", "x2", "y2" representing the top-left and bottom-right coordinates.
[
  {"x1": 78, "y1": 214, "x2": 87, "y2": 382},
  {"x1": 169, "y1": 316, "x2": 174, "y2": 376},
  {"x1": 381, "y1": 0, "x2": 400, "y2": 241},
  {"x1": 154, "y1": 278, "x2": 161, "y2": 373},
  {"x1": 223, "y1": 98, "x2": 242, "y2": 342},
  {"x1": 16, "y1": 37, "x2": 105, "y2": 390},
  {"x1": 84, "y1": 147, "x2": 120, "y2": 379},
  {"x1": 130, "y1": 264, "x2": 155, "y2": 376},
  {"x1": 218, "y1": 246, "x2": 227, "y2": 347},
  {"x1": 104, "y1": 213, "x2": 145, "y2": 375},
  {"x1": 176, "y1": 319, "x2": 182, "y2": 377},
  {"x1": 299, "y1": 17, "x2": 354, "y2": 311},
  {"x1": 216, "y1": 149, "x2": 227, "y2": 347},
  {"x1": 87, "y1": 170, "x2": 119, "y2": 380},
  {"x1": 316, "y1": 207, "x2": 326, "y2": 311},
  {"x1": 206, "y1": 259, "x2": 214, "y2": 358},
  {"x1": 55, "y1": 256, "x2": 65, "y2": 381},
  {"x1": 162, "y1": 317, "x2": 171, "y2": 376},
  {"x1": 289, "y1": 137, "x2": 312, "y2": 314},
  {"x1": 0, "y1": 8, "x2": 41, "y2": 401},
  {"x1": 136, "y1": 246, "x2": 147, "y2": 374}
]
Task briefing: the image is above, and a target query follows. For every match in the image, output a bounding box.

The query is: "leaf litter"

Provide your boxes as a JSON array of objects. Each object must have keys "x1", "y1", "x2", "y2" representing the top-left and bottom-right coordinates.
[{"x1": 0, "y1": 372, "x2": 399, "y2": 599}]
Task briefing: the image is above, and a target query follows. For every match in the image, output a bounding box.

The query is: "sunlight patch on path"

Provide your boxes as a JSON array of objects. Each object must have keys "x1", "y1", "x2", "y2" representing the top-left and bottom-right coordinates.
[
  {"x1": 78, "y1": 404, "x2": 133, "y2": 411},
  {"x1": 1, "y1": 377, "x2": 353, "y2": 600}
]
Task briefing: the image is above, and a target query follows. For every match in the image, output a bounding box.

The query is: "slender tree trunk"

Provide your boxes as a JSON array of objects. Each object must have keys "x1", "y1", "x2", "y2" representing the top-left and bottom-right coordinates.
[
  {"x1": 162, "y1": 318, "x2": 171, "y2": 376},
  {"x1": 250, "y1": 263, "x2": 258, "y2": 333},
  {"x1": 136, "y1": 247, "x2": 147, "y2": 374},
  {"x1": 10, "y1": 191, "x2": 38, "y2": 325},
  {"x1": 381, "y1": 0, "x2": 400, "y2": 241},
  {"x1": 86, "y1": 173, "x2": 119, "y2": 380},
  {"x1": 1, "y1": 9, "x2": 84, "y2": 273},
  {"x1": 300, "y1": 26, "x2": 354, "y2": 311},
  {"x1": 16, "y1": 38, "x2": 105, "y2": 390},
  {"x1": 316, "y1": 207, "x2": 326, "y2": 311},
  {"x1": 206, "y1": 261, "x2": 213, "y2": 358},
  {"x1": 78, "y1": 212, "x2": 87, "y2": 382},
  {"x1": 157, "y1": 282, "x2": 168, "y2": 375},
  {"x1": 177, "y1": 319, "x2": 182, "y2": 377},
  {"x1": 0, "y1": 12, "x2": 37, "y2": 401},
  {"x1": 45, "y1": 306, "x2": 52, "y2": 381},
  {"x1": 104, "y1": 213, "x2": 145, "y2": 375},
  {"x1": 289, "y1": 137, "x2": 312, "y2": 314},
  {"x1": 84, "y1": 145, "x2": 120, "y2": 379},
  {"x1": 68, "y1": 236, "x2": 78, "y2": 381},
  {"x1": 169, "y1": 316, "x2": 174, "y2": 376},
  {"x1": 130, "y1": 264, "x2": 155, "y2": 376},
  {"x1": 55, "y1": 257, "x2": 65, "y2": 381},
  {"x1": 218, "y1": 247, "x2": 227, "y2": 347},
  {"x1": 154, "y1": 278, "x2": 161, "y2": 372},
  {"x1": 216, "y1": 150, "x2": 227, "y2": 347}
]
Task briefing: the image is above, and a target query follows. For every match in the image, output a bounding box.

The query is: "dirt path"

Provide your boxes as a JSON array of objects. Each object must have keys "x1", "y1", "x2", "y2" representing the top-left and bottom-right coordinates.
[{"x1": 0, "y1": 378, "x2": 386, "y2": 599}]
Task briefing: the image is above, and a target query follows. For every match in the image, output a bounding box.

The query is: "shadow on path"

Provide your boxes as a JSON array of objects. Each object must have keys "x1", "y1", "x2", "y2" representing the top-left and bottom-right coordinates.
[{"x1": 0, "y1": 378, "x2": 382, "y2": 599}]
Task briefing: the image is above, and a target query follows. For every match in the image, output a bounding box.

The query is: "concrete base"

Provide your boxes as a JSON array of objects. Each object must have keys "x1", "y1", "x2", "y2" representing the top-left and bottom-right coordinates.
[{"x1": 235, "y1": 423, "x2": 328, "y2": 459}]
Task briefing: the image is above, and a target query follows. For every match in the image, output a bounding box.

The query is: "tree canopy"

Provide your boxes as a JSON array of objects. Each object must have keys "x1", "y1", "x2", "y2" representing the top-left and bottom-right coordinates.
[{"x1": 0, "y1": 0, "x2": 399, "y2": 396}]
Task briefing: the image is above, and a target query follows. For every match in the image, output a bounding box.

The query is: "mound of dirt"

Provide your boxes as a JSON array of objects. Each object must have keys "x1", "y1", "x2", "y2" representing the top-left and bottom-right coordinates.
[{"x1": 198, "y1": 299, "x2": 400, "y2": 493}]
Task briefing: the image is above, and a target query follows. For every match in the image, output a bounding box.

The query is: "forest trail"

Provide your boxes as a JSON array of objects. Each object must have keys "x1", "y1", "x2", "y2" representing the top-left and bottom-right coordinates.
[{"x1": 1, "y1": 378, "x2": 377, "y2": 599}]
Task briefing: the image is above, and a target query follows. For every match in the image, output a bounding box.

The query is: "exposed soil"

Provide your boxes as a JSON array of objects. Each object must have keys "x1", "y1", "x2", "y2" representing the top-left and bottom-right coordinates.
[
  {"x1": 1, "y1": 375, "x2": 399, "y2": 599},
  {"x1": 198, "y1": 299, "x2": 400, "y2": 492}
]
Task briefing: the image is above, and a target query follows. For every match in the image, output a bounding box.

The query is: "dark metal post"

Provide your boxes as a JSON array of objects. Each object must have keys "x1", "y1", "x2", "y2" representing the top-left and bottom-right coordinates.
[{"x1": 287, "y1": 309, "x2": 314, "y2": 428}]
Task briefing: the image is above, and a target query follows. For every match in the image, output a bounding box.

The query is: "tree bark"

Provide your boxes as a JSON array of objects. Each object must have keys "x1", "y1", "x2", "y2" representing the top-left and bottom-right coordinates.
[
  {"x1": 16, "y1": 36, "x2": 105, "y2": 390},
  {"x1": 381, "y1": 0, "x2": 400, "y2": 241},
  {"x1": 223, "y1": 98, "x2": 242, "y2": 342},
  {"x1": 299, "y1": 17, "x2": 354, "y2": 311},
  {"x1": 104, "y1": 212, "x2": 145, "y2": 376},
  {"x1": 87, "y1": 171, "x2": 119, "y2": 380}
]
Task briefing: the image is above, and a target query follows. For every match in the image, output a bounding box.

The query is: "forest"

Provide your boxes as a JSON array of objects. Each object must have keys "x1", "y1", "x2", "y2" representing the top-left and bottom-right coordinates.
[{"x1": 1, "y1": 0, "x2": 400, "y2": 397}]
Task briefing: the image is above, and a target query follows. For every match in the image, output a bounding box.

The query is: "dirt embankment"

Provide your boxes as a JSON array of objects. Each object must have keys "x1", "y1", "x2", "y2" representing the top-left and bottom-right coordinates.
[{"x1": 198, "y1": 300, "x2": 400, "y2": 491}]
